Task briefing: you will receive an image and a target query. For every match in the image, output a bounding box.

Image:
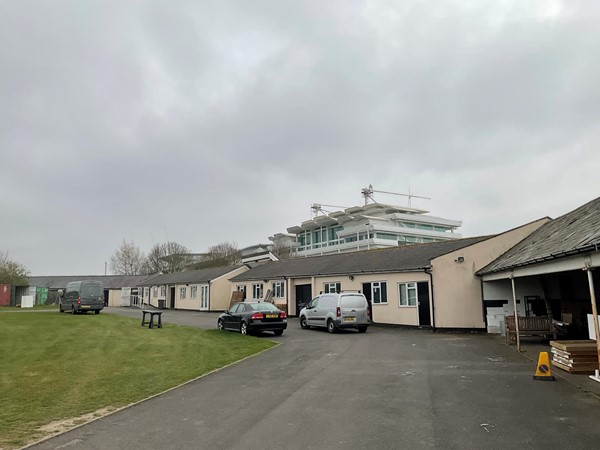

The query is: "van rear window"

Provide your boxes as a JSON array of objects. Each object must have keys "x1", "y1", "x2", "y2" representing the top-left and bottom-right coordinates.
[
  {"x1": 81, "y1": 285, "x2": 102, "y2": 297},
  {"x1": 340, "y1": 295, "x2": 366, "y2": 308}
]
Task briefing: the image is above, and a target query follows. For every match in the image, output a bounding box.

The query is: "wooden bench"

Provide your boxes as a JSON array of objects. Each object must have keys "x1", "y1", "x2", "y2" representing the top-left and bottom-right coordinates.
[
  {"x1": 141, "y1": 310, "x2": 163, "y2": 329},
  {"x1": 505, "y1": 315, "x2": 556, "y2": 344}
]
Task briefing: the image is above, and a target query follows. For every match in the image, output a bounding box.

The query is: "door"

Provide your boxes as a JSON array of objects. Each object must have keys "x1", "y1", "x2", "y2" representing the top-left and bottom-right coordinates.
[
  {"x1": 222, "y1": 304, "x2": 237, "y2": 329},
  {"x1": 295, "y1": 284, "x2": 312, "y2": 315},
  {"x1": 200, "y1": 285, "x2": 209, "y2": 311},
  {"x1": 417, "y1": 282, "x2": 431, "y2": 326},
  {"x1": 170, "y1": 287, "x2": 176, "y2": 309},
  {"x1": 362, "y1": 283, "x2": 373, "y2": 320},
  {"x1": 305, "y1": 297, "x2": 320, "y2": 326},
  {"x1": 230, "y1": 303, "x2": 246, "y2": 330}
]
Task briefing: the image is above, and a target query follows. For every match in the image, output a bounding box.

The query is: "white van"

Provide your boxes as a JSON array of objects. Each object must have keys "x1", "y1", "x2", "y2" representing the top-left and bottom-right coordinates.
[
  {"x1": 299, "y1": 292, "x2": 370, "y2": 333},
  {"x1": 59, "y1": 281, "x2": 104, "y2": 314}
]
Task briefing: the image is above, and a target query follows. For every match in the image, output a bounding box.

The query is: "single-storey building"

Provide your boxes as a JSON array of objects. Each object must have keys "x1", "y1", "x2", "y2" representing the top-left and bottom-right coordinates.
[
  {"x1": 137, "y1": 265, "x2": 247, "y2": 311},
  {"x1": 230, "y1": 217, "x2": 548, "y2": 329},
  {"x1": 24, "y1": 275, "x2": 153, "y2": 307},
  {"x1": 477, "y1": 196, "x2": 600, "y2": 338}
]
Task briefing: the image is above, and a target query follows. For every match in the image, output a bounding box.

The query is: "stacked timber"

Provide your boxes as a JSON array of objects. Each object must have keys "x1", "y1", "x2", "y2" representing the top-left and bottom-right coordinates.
[{"x1": 550, "y1": 340, "x2": 599, "y2": 374}]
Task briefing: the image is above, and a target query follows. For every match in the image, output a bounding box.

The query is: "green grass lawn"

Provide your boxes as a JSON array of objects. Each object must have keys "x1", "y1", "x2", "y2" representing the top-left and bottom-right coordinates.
[{"x1": 0, "y1": 311, "x2": 277, "y2": 448}]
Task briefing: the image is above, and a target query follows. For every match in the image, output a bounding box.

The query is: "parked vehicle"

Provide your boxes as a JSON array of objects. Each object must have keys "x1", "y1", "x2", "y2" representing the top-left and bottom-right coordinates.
[
  {"x1": 299, "y1": 292, "x2": 370, "y2": 333},
  {"x1": 217, "y1": 302, "x2": 287, "y2": 336},
  {"x1": 59, "y1": 281, "x2": 104, "y2": 314}
]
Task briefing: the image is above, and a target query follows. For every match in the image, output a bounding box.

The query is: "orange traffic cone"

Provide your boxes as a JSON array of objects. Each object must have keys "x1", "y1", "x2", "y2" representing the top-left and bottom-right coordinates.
[{"x1": 533, "y1": 351, "x2": 555, "y2": 381}]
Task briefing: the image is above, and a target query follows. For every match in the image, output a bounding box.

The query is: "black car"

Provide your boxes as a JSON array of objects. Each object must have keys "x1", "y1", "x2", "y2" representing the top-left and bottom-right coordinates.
[{"x1": 217, "y1": 302, "x2": 287, "y2": 336}]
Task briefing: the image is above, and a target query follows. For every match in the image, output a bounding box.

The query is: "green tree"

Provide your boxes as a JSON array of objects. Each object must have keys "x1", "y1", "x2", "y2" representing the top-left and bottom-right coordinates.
[{"x1": 0, "y1": 252, "x2": 30, "y2": 285}]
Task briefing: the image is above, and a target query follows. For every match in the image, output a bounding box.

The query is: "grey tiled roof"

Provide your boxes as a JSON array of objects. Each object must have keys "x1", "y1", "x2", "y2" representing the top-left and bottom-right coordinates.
[
  {"x1": 137, "y1": 265, "x2": 242, "y2": 286},
  {"x1": 477, "y1": 197, "x2": 600, "y2": 275},
  {"x1": 231, "y1": 236, "x2": 492, "y2": 281},
  {"x1": 27, "y1": 275, "x2": 154, "y2": 289}
]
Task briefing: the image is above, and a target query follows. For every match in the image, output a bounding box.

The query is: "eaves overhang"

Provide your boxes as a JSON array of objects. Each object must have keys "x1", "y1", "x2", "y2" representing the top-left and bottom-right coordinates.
[{"x1": 477, "y1": 244, "x2": 600, "y2": 277}]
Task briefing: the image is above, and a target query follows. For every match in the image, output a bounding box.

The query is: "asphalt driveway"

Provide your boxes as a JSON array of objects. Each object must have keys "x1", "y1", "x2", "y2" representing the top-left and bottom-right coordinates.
[{"x1": 29, "y1": 307, "x2": 600, "y2": 449}]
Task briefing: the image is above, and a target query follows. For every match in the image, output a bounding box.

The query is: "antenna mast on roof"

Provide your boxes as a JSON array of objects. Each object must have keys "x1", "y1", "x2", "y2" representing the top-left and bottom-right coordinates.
[
  {"x1": 311, "y1": 203, "x2": 348, "y2": 218},
  {"x1": 361, "y1": 184, "x2": 431, "y2": 208}
]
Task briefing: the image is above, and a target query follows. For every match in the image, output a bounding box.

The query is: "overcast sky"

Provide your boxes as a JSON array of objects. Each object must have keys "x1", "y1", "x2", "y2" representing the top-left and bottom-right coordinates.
[{"x1": 1, "y1": 0, "x2": 599, "y2": 276}]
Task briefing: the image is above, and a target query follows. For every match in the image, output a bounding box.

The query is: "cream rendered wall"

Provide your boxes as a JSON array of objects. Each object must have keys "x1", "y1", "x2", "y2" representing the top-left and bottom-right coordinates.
[
  {"x1": 211, "y1": 266, "x2": 248, "y2": 311},
  {"x1": 431, "y1": 218, "x2": 550, "y2": 328},
  {"x1": 314, "y1": 273, "x2": 429, "y2": 325},
  {"x1": 175, "y1": 284, "x2": 202, "y2": 310},
  {"x1": 171, "y1": 267, "x2": 249, "y2": 311},
  {"x1": 288, "y1": 278, "x2": 312, "y2": 315}
]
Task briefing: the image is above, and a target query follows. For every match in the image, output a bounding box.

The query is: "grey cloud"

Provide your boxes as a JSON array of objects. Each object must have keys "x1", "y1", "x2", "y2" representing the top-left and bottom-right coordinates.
[{"x1": 1, "y1": 0, "x2": 599, "y2": 274}]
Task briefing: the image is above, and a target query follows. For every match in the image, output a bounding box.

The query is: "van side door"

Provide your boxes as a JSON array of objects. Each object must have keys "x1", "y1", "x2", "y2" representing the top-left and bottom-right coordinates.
[
  {"x1": 311, "y1": 295, "x2": 332, "y2": 328},
  {"x1": 305, "y1": 297, "x2": 320, "y2": 327}
]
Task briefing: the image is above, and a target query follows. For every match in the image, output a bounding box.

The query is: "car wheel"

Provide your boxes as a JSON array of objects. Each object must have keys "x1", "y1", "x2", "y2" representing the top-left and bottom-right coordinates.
[
  {"x1": 217, "y1": 319, "x2": 224, "y2": 331},
  {"x1": 300, "y1": 316, "x2": 309, "y2": 329},
  {"x1": 273, "y1": 330, "x2": 283, "y2": 336},
  {"x1": 94, "y1": 310, "x2": 100, "y2": 315},
  {"x1": 357, "y1": 326, "x2": 367, "y2": 333},
  {"x1": 327, "y1": 319, "x2": 337, "y2": 334},
  {"x1": 240, "y1": 321, "x2": 248, "y2": 335}
]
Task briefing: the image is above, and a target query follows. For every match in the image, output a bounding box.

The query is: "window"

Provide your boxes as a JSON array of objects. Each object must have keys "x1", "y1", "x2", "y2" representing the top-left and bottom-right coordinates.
[
  {"x1": 399, "y1": 282, "x2": 418, "y2": 306},
  {"x1": 329, "y1": 226, "x2": 342, "y2": 241},
  {"x1": 179, "y1": 287, "x2": 186, "y2": 299},
  {"x1": 324, "y1": 282, "x2": 341, "y2": 294},
  {"x1": 153, "y1": 287, "x2": 158, "y2": 298},
  {"x1": 237, "y1": 285, "x2": 246, "y2": 292},
  {"x1": 272, "y1": 281, "x2": 285, "y2": 298},
  {"x1": 377, "y1": 233, "x2": 398, "y2": 241},
  {"x1": 160, "y1": 286, "x2": 166, "y2": 297},
  {"x1": 372, "y1": 282, "x2": 387, "y2": 304},
  {"x1": 191, "y1": 286, "x2": 198, "y2": 299},
  {"x1": 252, "y1": 283, "x2": 264, "y2": 299}
]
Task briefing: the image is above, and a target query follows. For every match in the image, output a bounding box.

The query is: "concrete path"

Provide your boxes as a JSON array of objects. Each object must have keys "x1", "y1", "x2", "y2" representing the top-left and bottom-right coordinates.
[{"x1": 29, "y1": 307, "x2": 600, "y2": 449}]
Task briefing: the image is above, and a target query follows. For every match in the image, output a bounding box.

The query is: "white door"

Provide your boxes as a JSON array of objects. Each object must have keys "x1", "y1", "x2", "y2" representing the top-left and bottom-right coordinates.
[{"x1": 200, "y1": 285, "x2": 209, "y2": 311}]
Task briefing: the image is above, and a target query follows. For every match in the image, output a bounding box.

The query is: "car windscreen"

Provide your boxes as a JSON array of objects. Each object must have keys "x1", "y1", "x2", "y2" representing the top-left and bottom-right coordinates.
[
  {"x1": 248, "y1": 303, "x2": 280, "y2": 312},
  {"x1": 81, "y1": 284, "x2": 102, "y2": 298},
  {"x1": 340, "y1": 295, "x2": 366, "y2": 309}
]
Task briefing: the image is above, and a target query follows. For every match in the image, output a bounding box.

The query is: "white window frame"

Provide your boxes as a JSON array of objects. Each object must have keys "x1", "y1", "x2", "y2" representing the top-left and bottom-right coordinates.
[
  {"x1": 272, "y1": 281, "x2": 284, "y2": 298},
  {"x1": 190, "y1": 285, "x2": 198, "y2": 299},
  {"x1": 179, "y1": 286, "x2": 187, "y2": 299},
  {"x1": 237, "y1": 285, "x2": 246, "y2": 292},
  {"x1": 160, "y1": 286, "x2": 166, "y2": 297},
  {"x1": 153, "y1": 287, "x2": 158, "y2": 298},
  {"x1": 324, "y1": 282, "x2": 341, "y2": 294},
  {"x1": 398, "y1": 282, "x2": 418, "y2": 307},
  {"x1": 252, "y1": 283, "x2": 264, "y2": 300},
  {"x1": 371, "y1": 281, "x2": 387, "y2": 304}
]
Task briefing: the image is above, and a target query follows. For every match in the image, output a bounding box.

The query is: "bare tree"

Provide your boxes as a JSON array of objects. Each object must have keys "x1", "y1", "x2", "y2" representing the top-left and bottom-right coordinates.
[
  {"x1": 201, "y1": 241, "x2": 241, "y2": 267},
  {"x1": 146, "y1": 241, "x2": 194, "y2": 274},
  {"x1": 109, "y1": 240, "x2": 146, "y2": 275},
  {"x1": 271, "y1": 240, "x2": 293, "y2": 260},
  {"x1": 0, "y1": 251, "x2": 30, "y2": 285}
]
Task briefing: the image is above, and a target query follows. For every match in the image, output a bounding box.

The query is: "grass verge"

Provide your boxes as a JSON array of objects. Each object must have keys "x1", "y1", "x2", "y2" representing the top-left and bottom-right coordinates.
[{"x1": 0, "y1": 312, "x2": 276, "y2": 448}]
